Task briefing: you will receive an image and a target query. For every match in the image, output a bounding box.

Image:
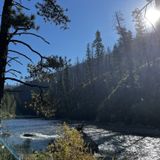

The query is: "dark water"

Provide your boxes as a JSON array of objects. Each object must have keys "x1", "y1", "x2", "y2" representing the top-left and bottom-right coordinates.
[{"x1": 1, "y1": 119, "x2": 160, "y2": 160}]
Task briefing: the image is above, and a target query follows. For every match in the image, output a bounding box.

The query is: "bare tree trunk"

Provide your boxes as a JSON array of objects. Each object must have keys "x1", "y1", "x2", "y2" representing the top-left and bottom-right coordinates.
[{"x1": 0, "y1": 0, "x2": 13, "y2": 105}]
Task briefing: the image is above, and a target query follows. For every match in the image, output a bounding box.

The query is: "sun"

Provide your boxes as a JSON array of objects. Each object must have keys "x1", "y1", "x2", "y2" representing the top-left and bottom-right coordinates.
[{"x1": 145, "y1": 8, "x2": 160, "y2": 27}]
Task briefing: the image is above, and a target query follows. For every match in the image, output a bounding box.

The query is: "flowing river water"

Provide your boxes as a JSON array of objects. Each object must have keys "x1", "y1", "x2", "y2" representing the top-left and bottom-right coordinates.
[{"x1": 1, "y1": 119, "x2": 160, "y2": 160}]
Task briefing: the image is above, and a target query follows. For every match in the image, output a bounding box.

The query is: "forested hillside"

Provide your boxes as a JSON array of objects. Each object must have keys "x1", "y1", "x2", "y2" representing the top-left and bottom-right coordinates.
[{"x1": 12, "y1": 11, "x2": 160, "y2": 127}]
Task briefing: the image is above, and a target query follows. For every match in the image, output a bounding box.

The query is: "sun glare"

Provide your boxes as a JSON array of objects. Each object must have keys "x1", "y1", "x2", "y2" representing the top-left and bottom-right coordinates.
[{"x1": 145, "y1": 8, "x2": 160, "y2": 27}]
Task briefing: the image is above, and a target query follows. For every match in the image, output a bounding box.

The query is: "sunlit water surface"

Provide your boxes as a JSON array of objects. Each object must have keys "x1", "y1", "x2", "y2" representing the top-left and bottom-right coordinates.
[{"x1": 0, "y1": 119, "x2": 160, "y2": 160}]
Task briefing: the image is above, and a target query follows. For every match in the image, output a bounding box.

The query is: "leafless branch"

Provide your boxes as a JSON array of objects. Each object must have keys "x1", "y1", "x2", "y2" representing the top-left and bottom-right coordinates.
[
  {"x1": 7, "y1": 56, "x2": 23, "y2": 65},
  {"x1": 7, "y1": 56, "x2": 18, "y2": 63},
  {"x1": 5, "y1": 77, "x2": 48, "y2": 89},
  {"x1": 9, "y1": 27, "x2": 31, "y2": 39},
  {"x1": 15, "y1": 32, "x2": 50, "y2": 44},
  {"x1": 8, "y1": 72, "x2": 18, "y2": 77},
  {"x1": 10, "y1": 40, "x2": 46, "y2": 61},
  {"x1": 135, "y1": 0, "x2": 157, "y2": 32},
  {"x1": 8, "y1": 50, "x2": 33, "y2": 63},
  {"x1": 13, "y1": 1, "x2": 30, "y2": 10},
  {"x1": 5, "y1": 69, "x2": 22, "y2": 75},
  {"x1": 136, "y1": 0, "x2": 154, "y2": 18}
]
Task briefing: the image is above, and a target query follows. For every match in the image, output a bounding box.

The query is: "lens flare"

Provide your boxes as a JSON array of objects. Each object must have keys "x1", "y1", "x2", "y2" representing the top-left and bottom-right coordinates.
[{"x1": 145, "y1": 8, "x2": 160, "y2": 27}]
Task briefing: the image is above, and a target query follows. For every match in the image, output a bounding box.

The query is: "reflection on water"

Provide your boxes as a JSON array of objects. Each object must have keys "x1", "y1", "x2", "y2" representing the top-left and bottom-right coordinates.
[
  {"x1": 1, "y1": 119, "x2": 160, "y2": 159},
  {"x1": 84, "y1": 126, "x2": 160, "y2": 160},
  {"x1": 14, "y1": 139, "x2": 32, "y2": 155},
  {"x1": 0, "y1": 119, "x2": 62, "y2": 158}
]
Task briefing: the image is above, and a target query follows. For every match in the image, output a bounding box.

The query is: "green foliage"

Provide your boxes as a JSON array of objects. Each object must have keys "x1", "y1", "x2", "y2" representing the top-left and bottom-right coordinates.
[
  {"x1": 26, "y1": 57, "x2": 71, "y2": 118},
  {"x1": 28, "y1": 56, "x2": 64, "y2": 82},
  {"x1": 25, "y1": 152, "x2": 51, "y2": 160},
  {"x1": 27, "y1": 91, "x2": 55, "y2": 118},
  {"x1": 9, "y1": 0, "x2": 70, "y2": 31},
  {"x1": 36, "y1": 0, "x2": 70, "y2": 29},
  {"x1": 48, "y1": 123, "x2": 96, "y2": 160},
  {"x1": 92, "y1": 31, "x2": 105, "y2": 58},
  {"x1": 25, "y1": 124, "x2": 96, "y2": 160},
  {"x1": 10, "y1": 7, "x2": 38, "y2": 30},
  {"x1": 85, "y1": 43, "x2": 93, "y2": 81}
]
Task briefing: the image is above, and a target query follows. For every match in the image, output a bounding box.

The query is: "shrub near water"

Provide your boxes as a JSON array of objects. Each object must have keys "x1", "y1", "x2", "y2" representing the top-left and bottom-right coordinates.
[
  {"x1": 49, "y1": 123, "x2": 96, "y2": 160},
  {"x1": 26, "y1": 123, "x2": 96, "y2": 160}
]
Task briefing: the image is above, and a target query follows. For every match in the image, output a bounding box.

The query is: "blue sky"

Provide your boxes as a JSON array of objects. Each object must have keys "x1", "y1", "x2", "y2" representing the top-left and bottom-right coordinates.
[{"x1": 2, "y1": 0, "x2": 147, "y2": 83}]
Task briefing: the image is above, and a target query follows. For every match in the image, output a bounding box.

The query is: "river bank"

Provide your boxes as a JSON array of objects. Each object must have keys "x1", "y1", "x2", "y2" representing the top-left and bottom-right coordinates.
[
  {"x1": 56, "y1": 119, "x2": 160, "y2": 138},
  {"x1": 89, "y1": 122, "x2": 160, "y2": 138},
  {"x1": 1, "y1": 119, "x2": 160, "y2": 159}
]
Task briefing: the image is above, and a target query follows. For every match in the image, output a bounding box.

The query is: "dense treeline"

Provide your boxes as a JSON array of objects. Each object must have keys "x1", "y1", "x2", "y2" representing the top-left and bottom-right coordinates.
[
  {"x1": 0, "y1": 90, "x2": 16, "y2": 118},
  {"x1": 13, "y1": 11, "x2": 160, "y2": 127}
]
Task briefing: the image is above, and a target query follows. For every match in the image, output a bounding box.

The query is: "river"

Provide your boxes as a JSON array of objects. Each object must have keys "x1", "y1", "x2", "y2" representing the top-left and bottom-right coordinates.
[{"x1": 0, "y1": 119, "x2": 160, "y2": 160}]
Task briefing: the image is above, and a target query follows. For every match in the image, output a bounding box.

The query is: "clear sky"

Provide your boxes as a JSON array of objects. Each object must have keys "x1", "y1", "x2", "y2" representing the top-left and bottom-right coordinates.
[{"x1": 1, "y1": 0, "x2": 147, "y2": 83}]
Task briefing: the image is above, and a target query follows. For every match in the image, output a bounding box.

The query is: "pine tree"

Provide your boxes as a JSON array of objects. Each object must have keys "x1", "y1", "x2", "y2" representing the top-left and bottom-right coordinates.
[
  {"x1": 63, "y1": 58, "x2": 71, "y2": 94},
  {"x1": 0, "y1": 0, "x2": 70, "y2": 104},
  {"x1": 92, "y1": 30, "x2": 105, "y2": 76},
  {"x1": 75, "y1": 57, "x2": 81, "y2": 86},
  {"x1": 85, "y1": 43, "x2": 93, "y2": 82},
  {"x1": 132, "y1": 8, "x2": 148, "y2": 67},
  {"x1": 115, "y1": 12, "x2": 133, "y2": 52},
  {"x1": 115, "y1": 12, "x2": 134, "y2": 85},
  {"x1": 92, "y1": 31, "x2": 105, "y2": 58},
  {"x1": 132, "y1": 8, "x2": 146, "y2": 38}
]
